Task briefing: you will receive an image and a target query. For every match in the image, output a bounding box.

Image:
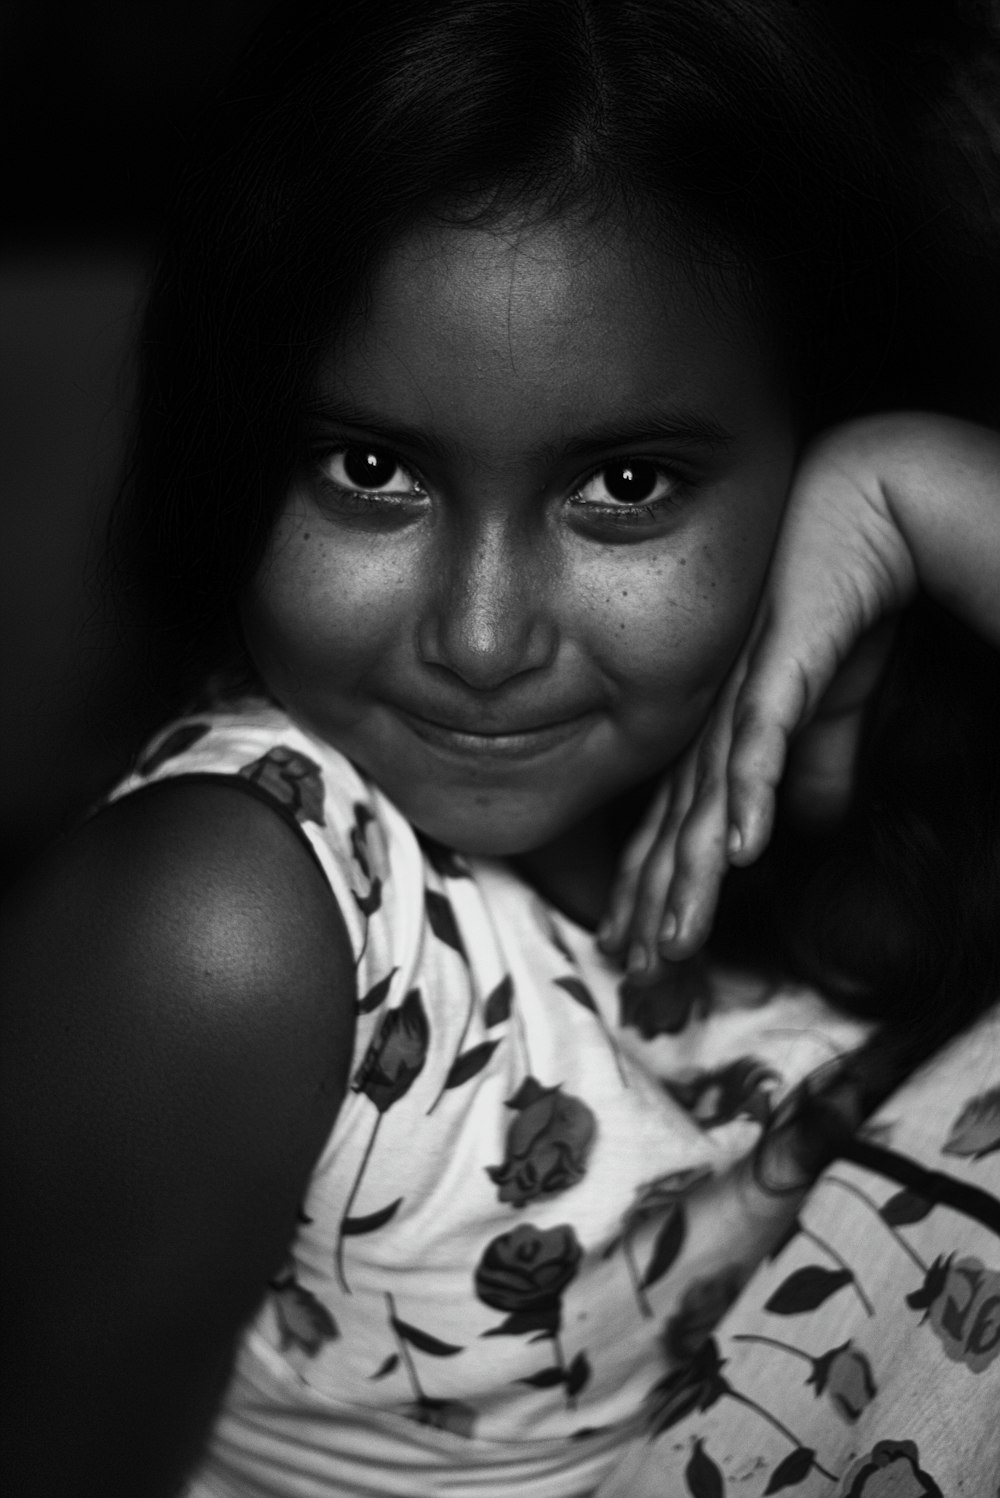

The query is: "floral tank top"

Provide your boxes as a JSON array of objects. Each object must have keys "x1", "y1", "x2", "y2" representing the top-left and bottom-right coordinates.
[{"x1": 105, "y1": 682, "x2": 871, "y2": 1498}]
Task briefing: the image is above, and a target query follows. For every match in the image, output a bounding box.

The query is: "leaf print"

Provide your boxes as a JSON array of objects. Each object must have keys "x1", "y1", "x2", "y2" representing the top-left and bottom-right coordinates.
[
  {"x1": 519, "y1": 1366, "x2": 567, "y2": 1389},
  {"x1": 763, "y1": 1446, "x2": 815, "y2": 1494},
  {"x1": 370, "y1": 1353, "x2": 400, "y2": 1380},
  {"x1": 404, "y1": 1398, "x2": 477, "y2": 1438},
  {"x1": 418, "y1": 835, "x2": 471, "y2": 879},
  {"x1": 880, "y1": 1188, "x2": 933, "y2": 1226},
  {"x1": 764, "y1": 1266, "x2": 853, "y2": 1315},
  {"x1": 619, "y1": 955, "x2": 709, "y2": 1039},
  {"x1": 554, "y1": 975, "x2": 597, "y2": 1014},
  {"x1": 390, "y1": 1317, "x2": 464, "y2": 1357},
  {"x1": 486, "y1": 1078, "x2": 596, "y2": 1207},
  {"x1": 354, "y1": 877, "x2": 383, "y2": 918},
  {"x1": 645, "y1": 1337, "x2": 729, "y2": 1436},
  {"x1": 620, "y1": 1168, "x2": 713, "y2": 1240},
  {"x1": 943, "y1": 1085, "x2": 1000, "y2": 1160},
  {"x1": 565, "y1": 1350, "x2": 591, "y2": 1397},
  {"x1": 353, "y1": 989, "x2": 430, "y2": 1112},
  {"x1": 484, "y1": 975, "x2": 514, "y2": 1028},
  {"x1": 444, "y1": 1040, "x2": 500, "y2": 1090},
  {"x1": 270, "y1": 1276, "x2": 338, "y2": 1355},
  {"x1": 553, "y1": 976, "x2": 629, "y2": 1084},
  {"x1": 905, "y1": 1254, "x2": 953, "y2": 1321},
  {"x1": 239, "y1": 746, "x2": 326, "y2": 825},
  {"x1": 341, "y1": 1197, "x2": 403, "y2": 1235},
  {"x1": 642, "y1": 1204, "x2": 687, "y2": 1290},
  {"x1": 139, "y1": 722, "x2": 210, "y2": 776},
  {"x1": 357, "y1": 967, "x2": 398, "y2": 1015},
  {"x1": 425, "y1": 889, "x2": 467, "y2": 957},
  {"x1": 537, "y1": 907, "x2": 575, "y2": 963},
  {"x1": 684, "y1": 1437, "x2": 724, "y2": 1498},
  {"x1": 350, "y1": 803, "x2": 375, "y2": 877}
]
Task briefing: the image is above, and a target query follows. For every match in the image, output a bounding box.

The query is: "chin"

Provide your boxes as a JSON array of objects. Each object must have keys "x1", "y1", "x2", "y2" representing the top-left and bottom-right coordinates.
[{"x1": 404, "y1": 796, "x2": 572, "y2": 860}]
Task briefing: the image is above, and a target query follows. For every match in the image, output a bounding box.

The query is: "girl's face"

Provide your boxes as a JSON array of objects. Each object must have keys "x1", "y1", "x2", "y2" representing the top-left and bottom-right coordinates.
[{"x1": 243, "y1": 214, "x2": 795, "y2": 856}]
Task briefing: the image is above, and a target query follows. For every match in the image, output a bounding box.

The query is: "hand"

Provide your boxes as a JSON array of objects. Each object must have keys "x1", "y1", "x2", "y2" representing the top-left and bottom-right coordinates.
[{"x1": 599, "y1": 423, "x2": 919, "y2": 977}]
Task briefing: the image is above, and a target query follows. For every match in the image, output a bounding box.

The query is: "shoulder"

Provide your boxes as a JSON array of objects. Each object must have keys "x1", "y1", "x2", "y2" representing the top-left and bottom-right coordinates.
[
  {"x1": 2, "y1": 776, "x2": 356, "y2": 1245},
  {"x1": 0, "y1": 779, "x2": 357, "y2": 1490}
]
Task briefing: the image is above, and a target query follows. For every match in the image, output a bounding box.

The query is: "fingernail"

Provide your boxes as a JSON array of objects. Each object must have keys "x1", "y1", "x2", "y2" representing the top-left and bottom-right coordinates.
[
  {"x1": 727, "y1": 824, "x2": 742, "y2": 858},
  {"x1": 660, "y1": 910, "x2": 678, "y2": 944},
  {"x1": 627, "y1": 941, "x2": 649, "y2": 976}
]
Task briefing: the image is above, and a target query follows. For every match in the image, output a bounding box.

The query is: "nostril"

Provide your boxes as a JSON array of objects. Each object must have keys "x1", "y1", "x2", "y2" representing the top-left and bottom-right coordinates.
[{"x1": 418, "y1": 550, "x2": 557, "y2": 689}]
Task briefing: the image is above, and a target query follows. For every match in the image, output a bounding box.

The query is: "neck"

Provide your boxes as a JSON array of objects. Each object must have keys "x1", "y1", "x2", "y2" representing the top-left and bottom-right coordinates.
[{"x1": 512, "y1": 784, "x2": 653, "y2": 930}]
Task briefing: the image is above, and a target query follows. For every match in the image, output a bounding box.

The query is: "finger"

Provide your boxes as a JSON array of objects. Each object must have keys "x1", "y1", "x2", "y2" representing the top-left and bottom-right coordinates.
[
  {"x1": 624, "y1": 762, "x2": 696, "y2": 973},
  {"x1": 724, "y1": 643, "x2": 811, "y2": 861},
  {"x1": 598, "y1": 777, "x2": 673, "y2": 953},
  {"x1": 657, "y1": 726, "x2": 732, "y2": 957}
]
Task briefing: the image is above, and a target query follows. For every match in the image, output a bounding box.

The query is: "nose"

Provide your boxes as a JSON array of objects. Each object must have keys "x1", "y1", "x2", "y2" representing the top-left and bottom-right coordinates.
[{"x1": 417, "y1": 515, "x2": 557, "y2": 690}]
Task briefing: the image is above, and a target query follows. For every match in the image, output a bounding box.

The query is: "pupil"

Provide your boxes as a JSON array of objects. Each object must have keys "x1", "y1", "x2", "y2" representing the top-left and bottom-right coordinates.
[
  {"x1": 605, "y1": 461, "x2": 657, "y2": 503},
  {"x1": 344, "y1": 447, "x2": 396, "y2": 487}
]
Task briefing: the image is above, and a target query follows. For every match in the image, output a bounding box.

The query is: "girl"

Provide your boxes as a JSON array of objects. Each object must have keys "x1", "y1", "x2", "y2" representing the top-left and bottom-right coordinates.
[{"x1": 2, "y1": 2, "x2": 998, "y2": 1495}]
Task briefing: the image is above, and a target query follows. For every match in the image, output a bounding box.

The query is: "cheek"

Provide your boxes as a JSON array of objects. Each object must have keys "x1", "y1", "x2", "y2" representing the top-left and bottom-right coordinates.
[
  {"x1": 590, "y1": 503, "x2": 784, "y2": 732},
  {"x1": 242, "y1": 521, "x2": 399, "y2": 688}
]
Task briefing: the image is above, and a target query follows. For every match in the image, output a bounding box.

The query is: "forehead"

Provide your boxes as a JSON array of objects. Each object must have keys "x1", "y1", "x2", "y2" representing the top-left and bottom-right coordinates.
[{"x1": 322, "y1": 214, "x2": 783, "y2": 450}]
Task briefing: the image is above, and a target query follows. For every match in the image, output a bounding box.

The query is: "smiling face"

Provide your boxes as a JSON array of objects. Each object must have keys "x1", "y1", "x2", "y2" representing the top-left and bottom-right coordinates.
[{"x1": 242, "y1": 212, "x2": 796, "y2": 857}]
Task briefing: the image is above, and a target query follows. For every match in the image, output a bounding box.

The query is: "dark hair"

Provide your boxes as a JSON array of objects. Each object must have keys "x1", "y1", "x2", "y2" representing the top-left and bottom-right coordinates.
[
  {"x1": 113, "y1": 0, "x2": 997, "y2": 689},
  {"x1": 112, "y1": 0, "x2": 999, "y2": 1080}
]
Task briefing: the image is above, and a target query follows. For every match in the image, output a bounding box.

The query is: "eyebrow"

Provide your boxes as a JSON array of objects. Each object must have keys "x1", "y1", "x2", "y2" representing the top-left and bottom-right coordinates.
[{"x1": 303, "y1": 397, "x2": 734, "y2": 464}]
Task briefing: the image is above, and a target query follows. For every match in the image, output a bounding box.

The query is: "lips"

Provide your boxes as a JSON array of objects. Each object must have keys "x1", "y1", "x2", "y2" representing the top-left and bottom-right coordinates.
[{"x1": 396, "y1": 706, "x2": 597, "y2": 761}]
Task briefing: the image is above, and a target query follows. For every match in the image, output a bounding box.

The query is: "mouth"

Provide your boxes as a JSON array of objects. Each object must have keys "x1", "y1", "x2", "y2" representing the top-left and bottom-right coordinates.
[{"x1": 396, "y1": 707, "x2": 597, "y2": 761}]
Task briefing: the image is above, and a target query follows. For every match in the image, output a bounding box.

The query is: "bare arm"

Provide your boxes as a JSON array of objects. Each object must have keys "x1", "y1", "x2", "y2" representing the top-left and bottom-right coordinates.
[
  {"x1": 1, "y1": 782, "x2": 356, "y2": 1497},
  {"x1": 844, "y1": 411, "x2": 1000, "y2": 648},
  {"x1": 602, "y1": 411, "x2": 1000, "y2": 969}
]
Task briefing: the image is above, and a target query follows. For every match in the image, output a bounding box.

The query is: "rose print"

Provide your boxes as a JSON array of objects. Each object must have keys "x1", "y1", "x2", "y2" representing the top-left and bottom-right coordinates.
[
  {"x1": 648, "y1": 1335, "x2": 838, "y2": 1482},
  {"x1": 476, "y1": 1223, "x2": 582, "y2": 1337},
  {"x1": 732, "y1": 1331, "x2": 877, "y2": 1424},
  {"x1": 476, "y1": 1223, "x2": 585, "y2": 1407},
  {"x1": 353, "y1": 989, "x2": 430, "y2": 1113},
  {"x1": 239, "y1": 745, "x2": 326, "y2": 825},
  {"x1": 924, "y1": 1255, "x2": 1000, "y2": 1373},
  {"x1": 835, "y1": 1439, "x2": 943, "y2": 1497},
  {"x1": 486, "y1": 1078, "x2": 596, "y2": 1207},
  {"x1": 808, "y1": 1342, "x2": 877, "y2": 1422},
  {"x1": 337, "y1": 990, "x2": 430, "y2": 1288}
]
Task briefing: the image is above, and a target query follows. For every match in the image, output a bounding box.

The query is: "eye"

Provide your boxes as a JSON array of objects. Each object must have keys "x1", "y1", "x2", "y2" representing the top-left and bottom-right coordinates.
[
  {"x1": 318, "y1": 444, "x2": 423, "y2": 496},
  {"x1": 573, "y1": 460, "x2": 679, "y2": 509}
]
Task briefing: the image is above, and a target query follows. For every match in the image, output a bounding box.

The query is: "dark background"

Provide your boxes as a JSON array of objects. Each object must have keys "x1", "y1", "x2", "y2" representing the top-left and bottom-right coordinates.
[
  {"x1": 0, "y1": 2, "x2": 271, "y2": 886},
  {"x1": 1, "y1": 2, "x2": 998, "y2": 890}
]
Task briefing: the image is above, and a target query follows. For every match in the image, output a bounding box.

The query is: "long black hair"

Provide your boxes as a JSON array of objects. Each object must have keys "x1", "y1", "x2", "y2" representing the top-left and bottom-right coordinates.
[{"x1": 111, "y1": 0, "x2": 1000, "y2": 1073}]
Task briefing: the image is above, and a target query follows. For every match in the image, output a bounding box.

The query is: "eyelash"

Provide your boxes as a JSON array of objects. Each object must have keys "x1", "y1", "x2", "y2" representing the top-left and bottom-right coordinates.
[{"x1": 309, "y1": 446, "x2": 690, "y2": 527}]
